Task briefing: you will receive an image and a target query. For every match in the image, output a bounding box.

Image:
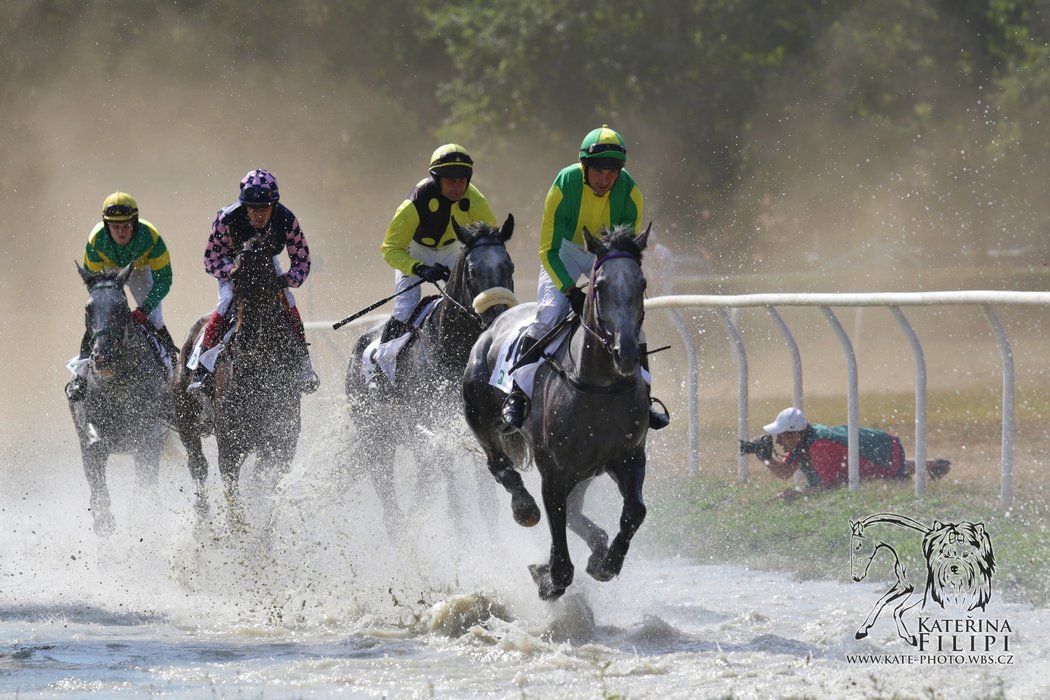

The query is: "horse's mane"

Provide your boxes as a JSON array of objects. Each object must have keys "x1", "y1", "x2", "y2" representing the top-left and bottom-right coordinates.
[
  {"x1": 601, "y1": 225, "x2": 645, "y2": 260},
  {"x1": 90, "y1": 268, "x2": 124, "y2": 282},
  {"x1": 83, "y1": 267, "x2": 129, "y2": 291}
]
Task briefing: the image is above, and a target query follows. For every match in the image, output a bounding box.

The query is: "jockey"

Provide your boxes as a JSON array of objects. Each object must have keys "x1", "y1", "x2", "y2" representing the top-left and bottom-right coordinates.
[
  {"x1": 378, "y1": 144, "x2": 497, "y2": 342},
  {"x1": 65, "y1": 192, "x2": 177, "y2": 402},
  {"x1": 501, "y1": 125, "x2": 669, "y2": 431},
  {"x1": 186, "y1": 168, "x2": 319, "y2": 395}
]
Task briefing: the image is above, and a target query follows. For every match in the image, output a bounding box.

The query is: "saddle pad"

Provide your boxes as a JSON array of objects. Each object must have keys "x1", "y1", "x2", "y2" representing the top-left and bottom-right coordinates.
[
  {"x1": 489, "y1": 321, "x2": 570, "y2": 397},
  {"x1": 362, "y1": 333, "x2": 412, "y2": 384},
  {"x1": 186, "y1": 326, "x2": 235, "y2": 372},
  {"x1": 363, "y1": 298, "x2": 441, "y2": 385},
  {"x1": 66, "y1": 356, "x2": 89, "y2": 376}
]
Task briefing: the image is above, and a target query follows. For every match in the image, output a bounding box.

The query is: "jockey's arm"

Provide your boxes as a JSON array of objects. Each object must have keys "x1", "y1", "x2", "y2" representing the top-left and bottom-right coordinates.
[
  {"x1": 281, "y1": 215, "x2": 311, "y2": 288},
  {"x1": 381, "y1": 199, "x2": 423, "y2": 276}
]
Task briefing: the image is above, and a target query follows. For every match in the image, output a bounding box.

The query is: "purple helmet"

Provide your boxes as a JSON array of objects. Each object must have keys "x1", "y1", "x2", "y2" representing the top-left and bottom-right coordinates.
[{"x1": 239, "y1": 169, "x2": 280, "y2": 206}]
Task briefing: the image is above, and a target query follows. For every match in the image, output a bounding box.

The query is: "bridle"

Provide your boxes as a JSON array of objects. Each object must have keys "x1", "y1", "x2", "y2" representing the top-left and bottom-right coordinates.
[
  {"x1": 85, "y1": 278, "x2": 139, "y2": 376},
  {"x1": 580, "y1": 249, "x2": 643, "y2": 352},
  {"x1": 433, "y1": 234, "x2": 512, "y2": 328}
]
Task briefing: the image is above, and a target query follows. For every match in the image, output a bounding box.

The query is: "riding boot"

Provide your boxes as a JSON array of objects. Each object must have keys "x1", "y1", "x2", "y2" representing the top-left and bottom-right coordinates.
[
  {"x1": 380, "y1": 317, "x2": 412, "y2": 344},
  {"x1": 501, "y1": 332, "x2": 542, "y2": 430},
  {"x1": 501, "y1": 384, "x2": 530, "y2": 430},
  {"x1": 65, "y1": 375, "x2": 87, "y2": 401},
  {"x1": 156, "y1": 325, "x2": 180, "y2": 359},
  {"x1": 640, "y1": 343, "x2": 670, "y2": 431},
  {"x1": 298, "y1": 350, "x2": 320, "y2": 394}
]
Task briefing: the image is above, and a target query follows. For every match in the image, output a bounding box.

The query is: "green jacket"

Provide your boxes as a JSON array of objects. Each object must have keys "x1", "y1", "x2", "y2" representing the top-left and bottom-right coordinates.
[
  {"x1": 539, "y1": 163, "x2": 643, "y2": 292},
  {"x1": 83, "y1": 219, "x2": 172, "y2": 313}
]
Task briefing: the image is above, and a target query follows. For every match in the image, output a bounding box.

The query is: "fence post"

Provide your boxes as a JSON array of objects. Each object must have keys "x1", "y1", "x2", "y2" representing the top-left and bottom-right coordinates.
[
  {"x1": 821, "y1": 307, "x2": 860, "y2": 491},
  {"x1": 983, "y1": 305, "x2": 1015, "y2": 506}
]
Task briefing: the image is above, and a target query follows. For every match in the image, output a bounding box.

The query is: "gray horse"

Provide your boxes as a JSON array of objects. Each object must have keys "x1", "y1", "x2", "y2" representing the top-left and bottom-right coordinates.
[
  {"x1": 344, "y1": 216, "x2": 518, "y2": 537},
  {"x1": 69, "y1": 263, "x2": 171, "y2": 536},
  {"x1": 462, "y1": 225, "x2": 651, "y2": 599}
]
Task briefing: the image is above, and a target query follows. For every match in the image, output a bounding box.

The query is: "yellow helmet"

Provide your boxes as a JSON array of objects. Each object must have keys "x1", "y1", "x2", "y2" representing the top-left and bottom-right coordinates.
[
  {"x1": 102, "y1": 192, "x2": 139, "y2": 222},
  {"x1": 428, "y1": 144, "x2": 474, "y2": 180}
]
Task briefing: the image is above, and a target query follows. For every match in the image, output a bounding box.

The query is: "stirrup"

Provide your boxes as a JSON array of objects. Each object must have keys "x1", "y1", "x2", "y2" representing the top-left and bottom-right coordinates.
[{"x1": 648, "y1": 396, "x2": 670, "y2": 431}]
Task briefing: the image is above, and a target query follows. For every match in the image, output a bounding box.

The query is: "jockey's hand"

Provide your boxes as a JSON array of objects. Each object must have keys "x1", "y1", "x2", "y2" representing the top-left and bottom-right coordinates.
[
  {"x1": 413, "y1": 263, "x2": 450, "y2": 284},
  {"x1": 131, "y1": 307, "x2": 149, "y2": 325},
  {"x1": 566, "y1": 287, "x2": 585, "y2": 315}
]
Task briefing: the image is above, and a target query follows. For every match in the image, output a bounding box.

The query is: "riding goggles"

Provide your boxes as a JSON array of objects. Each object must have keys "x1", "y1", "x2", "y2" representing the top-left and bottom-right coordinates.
[
  {"x1": 584, "y1": 142, "x2": 627, "y2": 157},
  {"x1": 103, "y1": 204, "x2": 137, "y2": 221}
]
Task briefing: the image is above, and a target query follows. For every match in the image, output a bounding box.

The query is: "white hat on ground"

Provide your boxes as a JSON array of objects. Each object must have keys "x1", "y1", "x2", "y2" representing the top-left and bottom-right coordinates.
[{"x1": 763, "y1": 406, "x2": 809, "y2": 435}]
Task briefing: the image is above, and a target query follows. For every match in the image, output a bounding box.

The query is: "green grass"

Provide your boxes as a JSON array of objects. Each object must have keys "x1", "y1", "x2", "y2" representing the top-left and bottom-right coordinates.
[{"x1": 645, "y1": 473, "x2": 1050, "y2": 607}]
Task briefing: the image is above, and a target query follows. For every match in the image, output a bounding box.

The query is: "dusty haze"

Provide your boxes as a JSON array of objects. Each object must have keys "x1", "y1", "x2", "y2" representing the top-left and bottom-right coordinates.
[{"x1": 3, "y1": 5, "x2": 1048, "y2": 469}]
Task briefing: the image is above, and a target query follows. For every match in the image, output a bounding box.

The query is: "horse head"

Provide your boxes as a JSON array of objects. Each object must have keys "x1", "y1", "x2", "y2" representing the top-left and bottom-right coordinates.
[
  {"x1": 230, "y1": 234, "x2": 284, "y2": 300},
  {"x1": 449, "y1": 214, "x2": 518, "y2": 328},
  {"x1": 77, "y1": 261, "x2": 136, "y2": 379},
  {"x1": 582, "y1": 223, "x2": 650, "y2": 378},
  {"x1": 849, "y1": 519, "x2": 878, "y2": 582}
]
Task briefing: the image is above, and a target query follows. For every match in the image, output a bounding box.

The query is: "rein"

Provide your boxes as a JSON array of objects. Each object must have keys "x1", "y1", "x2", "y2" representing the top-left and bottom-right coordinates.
[
  {"x1": 547, "y1": 248, "x2": 644, "y2": 395},
  {"x1": 543, "y1": 354, "x2": 638, "y2": 396},
  {"x1": 435, "y1": 235, "x2": 510, "y2": 329}
]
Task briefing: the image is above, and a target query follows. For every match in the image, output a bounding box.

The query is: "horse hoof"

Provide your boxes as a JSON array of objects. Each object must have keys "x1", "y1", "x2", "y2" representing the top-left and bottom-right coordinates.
[
  {"x1": 512, "y1": 492, "x2": 541, "y2": 527},
  {"x1": 93, "y1": 512, "x2": 116, "y2": 537},
  {"x1": 528, "y1": 563, "x2": 550, "y2": 585},
  {"x1": 586, "y1": 557, "x2": 615, "y2": 582}
]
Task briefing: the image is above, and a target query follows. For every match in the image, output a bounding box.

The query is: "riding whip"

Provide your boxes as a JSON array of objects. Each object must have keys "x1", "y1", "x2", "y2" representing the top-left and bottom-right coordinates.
[{"x1": 332, "y1": 279, "x2": 424, "y2": 330}]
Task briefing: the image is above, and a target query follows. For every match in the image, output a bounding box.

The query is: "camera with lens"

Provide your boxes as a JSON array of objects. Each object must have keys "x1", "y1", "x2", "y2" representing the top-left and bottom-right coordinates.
[{"x1": 738, "y1": 434, "x2": 774, "y2": 461}]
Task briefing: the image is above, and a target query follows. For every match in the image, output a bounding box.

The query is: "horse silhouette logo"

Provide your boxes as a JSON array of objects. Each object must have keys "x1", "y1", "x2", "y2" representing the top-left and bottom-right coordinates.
[{"x1": 850, "y1": 513, "x2": 996, "y2": 646}]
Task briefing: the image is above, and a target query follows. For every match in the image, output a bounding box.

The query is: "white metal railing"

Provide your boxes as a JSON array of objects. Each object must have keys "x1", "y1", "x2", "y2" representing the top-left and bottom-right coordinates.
[
  {"x1": 645, "y1": 291, "x2": 1050, "y2": 506},
  {"x1": 305, "y1": 291, "x2": 1050, "y2": 507}
]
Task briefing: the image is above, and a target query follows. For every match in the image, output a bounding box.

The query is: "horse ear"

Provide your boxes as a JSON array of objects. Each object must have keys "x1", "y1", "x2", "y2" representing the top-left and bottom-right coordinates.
[
  {"x1": 498, "y1": 213, "x2": 514, "y2": 241},
  {"x1": 116, "y1": 262, "x2": 134, "y2": 287},
  {"x1": 452, "y1": 216, "x2": 468, "y2": 244},
  {"x1": 633, "y1": 222, "x2": 652, "y2": 251},
  {"x1": 582, "y1": 227, "x2": 601, "y2": 254},
  {"x1": 76, "y1": 261, "x2": 94, "y2": 286}
]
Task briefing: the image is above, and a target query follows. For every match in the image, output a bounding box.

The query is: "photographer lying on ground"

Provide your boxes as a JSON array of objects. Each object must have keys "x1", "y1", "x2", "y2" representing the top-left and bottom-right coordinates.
[{"x1": 740, "y1": 407, "x2": 952, "y2": 501}]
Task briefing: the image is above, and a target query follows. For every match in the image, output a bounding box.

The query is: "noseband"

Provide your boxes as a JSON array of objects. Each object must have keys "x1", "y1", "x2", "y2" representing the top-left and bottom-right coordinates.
[{"x1": 582, "y1": 250, "x2": 642, "y2": 350}]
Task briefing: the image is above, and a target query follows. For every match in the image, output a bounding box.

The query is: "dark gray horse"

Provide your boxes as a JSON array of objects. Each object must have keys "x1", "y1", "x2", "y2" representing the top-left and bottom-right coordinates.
[
  {"x1": 173, "y1": 235, "x2": 302, "y2": 532},
  {"x1": 462, "y1": 225, "x2": 651, "y2": 599},
  {"x1": 69, "y1": 262, "x2": 171, "y2": 536},
  {"x1": 344, "y1": 216, "x2": 517, "y2": 535}
]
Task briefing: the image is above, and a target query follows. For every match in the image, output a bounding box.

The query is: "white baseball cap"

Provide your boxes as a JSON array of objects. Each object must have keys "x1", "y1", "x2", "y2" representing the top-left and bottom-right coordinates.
[{"x1": 763, "y1": 406, "x2": 809, "y2": 435}]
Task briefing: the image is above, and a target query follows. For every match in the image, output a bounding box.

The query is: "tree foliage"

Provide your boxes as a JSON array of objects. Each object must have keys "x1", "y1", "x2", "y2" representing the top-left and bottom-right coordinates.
[{"x1": 3, "y1": 0, "x2": 1048, "y2": 267}]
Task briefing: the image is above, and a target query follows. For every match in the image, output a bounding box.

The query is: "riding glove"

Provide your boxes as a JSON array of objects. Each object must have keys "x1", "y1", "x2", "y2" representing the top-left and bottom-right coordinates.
[
  {"x1": 131, "y1": 307, "x2": 149, "y2": 325},
  {"x1": 566, "y1": 287, "x2": 586, "y2": 315},
  {"x1": 413, "y1": 263, "x2": 451, "y2": 283}
]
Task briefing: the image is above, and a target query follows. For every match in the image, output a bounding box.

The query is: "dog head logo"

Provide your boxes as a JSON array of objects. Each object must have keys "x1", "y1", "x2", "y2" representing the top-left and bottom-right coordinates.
[
  {"x1": 849, "y1": 513, "x2": 998, "y2": 647},
  {"x1": 922, "y1": 520, "x2": 996, "y2": 613}
]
